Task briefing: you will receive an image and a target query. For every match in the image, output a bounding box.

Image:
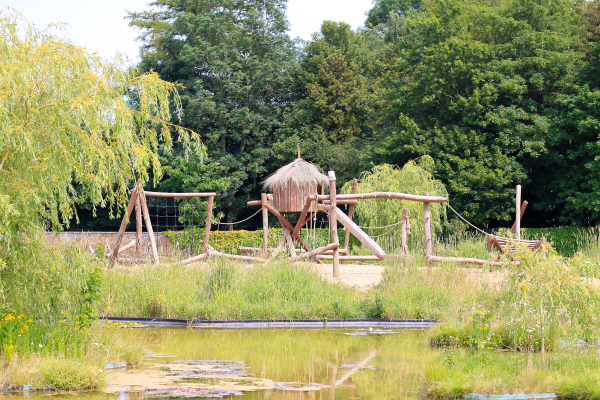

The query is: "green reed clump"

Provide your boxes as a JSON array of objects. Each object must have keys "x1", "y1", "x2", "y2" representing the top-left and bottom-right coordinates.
[
  {"x1": 99, "y1": 260, "x2": 368, "y2": 319},
  {"x1": 369, "y1": 258, "x2": 488, "y2": 320},
  {"x1": 425, "y1": 348, "x2": 600, "y2": 398},
  {"x1": 38, "y1": 358, "x2": 106, "y2": 390}
]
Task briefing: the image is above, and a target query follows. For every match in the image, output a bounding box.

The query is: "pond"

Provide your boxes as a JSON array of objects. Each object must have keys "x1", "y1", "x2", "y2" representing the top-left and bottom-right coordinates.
[{"x1": 2, "y1": 327, "x2": 433, "y2": 400}]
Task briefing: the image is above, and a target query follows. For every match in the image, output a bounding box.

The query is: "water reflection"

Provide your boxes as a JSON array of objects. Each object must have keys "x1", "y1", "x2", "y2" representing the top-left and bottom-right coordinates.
[{"x1": 1, "y1": 328, "x2": 431, "y2": 400}]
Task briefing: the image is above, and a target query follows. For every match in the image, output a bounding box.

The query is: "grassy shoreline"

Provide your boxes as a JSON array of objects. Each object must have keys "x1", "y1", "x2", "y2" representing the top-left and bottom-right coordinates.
[{"x1": 2, "y1": 231, "x2": 600, "y2": 396}]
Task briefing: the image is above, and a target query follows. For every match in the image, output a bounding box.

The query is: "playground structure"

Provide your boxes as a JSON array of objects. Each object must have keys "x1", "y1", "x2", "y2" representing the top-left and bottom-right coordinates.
[{"x1": 109, "y1": 157, "x2": 546, "y2": 274}]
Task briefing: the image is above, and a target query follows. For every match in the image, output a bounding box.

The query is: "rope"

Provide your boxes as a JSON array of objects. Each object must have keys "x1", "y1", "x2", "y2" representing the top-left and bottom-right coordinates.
[
  {"x1": 217, "y1": 207, "x2": 263, "y2": 226},
  {"x1": 446, "y1": 202, "x2": 538, "y2": 244},
  {"x1": 358, "y1": 219, "x2": 404, "y2": 230},
  {"x1": 446, "y1": 203, "x2": 489, "y2": 235},
  {"x1": 370, "y1": 226, "x2": 398, "y2": 238}
]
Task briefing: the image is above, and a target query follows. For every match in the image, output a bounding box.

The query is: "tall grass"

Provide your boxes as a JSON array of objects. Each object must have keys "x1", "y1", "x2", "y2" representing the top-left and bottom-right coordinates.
[
  {"x1": 426, "y1": 348, "x2": 600, "y2": 397},
  {"x1": 99, "y1": 260, "x2": 370, "y2": 319}
]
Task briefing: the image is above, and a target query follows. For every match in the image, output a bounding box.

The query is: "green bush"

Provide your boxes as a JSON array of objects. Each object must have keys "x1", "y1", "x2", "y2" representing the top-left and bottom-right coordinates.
[
  {"x1": 164, "y1": 227, "x2": 360, "y2": 255},
  {"x1": 520, "y1": 227, "x2": 581, "y2": 257},
  {"x1": 491, "y1": 226, "x2": 593, "y2": 257},
  {"x1": 39, "y1": 358, "x2": 105, "y2": 390}
]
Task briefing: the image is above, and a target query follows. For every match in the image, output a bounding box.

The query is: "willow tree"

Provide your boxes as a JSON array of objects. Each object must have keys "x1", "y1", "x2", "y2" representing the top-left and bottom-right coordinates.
[
  {"x1": 0, "y1": 11, "x2": 204, "y2": 248},
  {"x1": 342, "y1": 156, "x2": 447, "y2": 249}
]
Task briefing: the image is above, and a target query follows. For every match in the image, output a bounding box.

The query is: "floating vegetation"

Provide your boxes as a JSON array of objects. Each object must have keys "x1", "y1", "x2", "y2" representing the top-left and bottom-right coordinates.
[
  {"x1": 168, "y1": 360, "x2": 251, "y2": 377},
  {"x1": 339, "y1": 364, "x2": 376, "y2": 370},
  {"x1": 145, "y1": 387, "x2": 243, "y2": 398},
  {"x1": 272, "y1": 382, "x2": 330, "y2": 390}
]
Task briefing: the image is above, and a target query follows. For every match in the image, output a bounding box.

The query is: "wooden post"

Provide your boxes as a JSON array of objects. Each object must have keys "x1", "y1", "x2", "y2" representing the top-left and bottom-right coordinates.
[
  {"x1": 284, "y1": 227, "x2": 297, "y2": 258},
  {"x1": 516, "y1": 185, "x2": 521, "y2": 240},
  {"x1": 111, "y1": 189, "x2": 139, "y2": 263},
  {"x1": 135, "y1": 195, "x2": 143, "y2": 259},
  {"x1": 342, "y1": 178, "x2": 358, "y2": 264},
  {"x1": 261, "y1": 193, "x2": 269, "y2": 252},
  {"x1": 263, "y1": 203, "x2": 313, "y2": 253},
  {"x1": 329, "y1": 171, "x2": 340, "y2": 277},
  {"x1": 203, "y1": 195, "x2": 214, "y2": 254},
  {"x1": 510, "y1": 201, "x2": 528, "y2": 234},
  {"x1": 264, "y1": 238, "x2": 286, "y2": 265},
  {"x1": 487, "y1": 234, "x2": 495, "y2": 259},
  {"x1": 401, "y1": 208, "x2": 409, "y2": 256},
  {"x1": 138, "y1": 191, "x2": 160, "y2": 265},
  {"x1": 423, "y1": 191, "x2": 433, "y2": 266}
]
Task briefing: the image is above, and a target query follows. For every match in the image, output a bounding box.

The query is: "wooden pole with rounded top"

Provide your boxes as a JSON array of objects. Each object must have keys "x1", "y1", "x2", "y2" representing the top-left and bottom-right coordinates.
[
  {"x1": 516, "y1": 185, "x2": 521, "y2": 240},
  {"x1": 261, "y1": 193, "x2": 269, "y2": 251},
  {"x1": 135, "y1": 195, "x2": 143, "y2": 259},
  {"x1": 329, "y1": 171, "x2": 340, "y2": 277},
  {"x1": 423, "y1": 191, "x2": 433, "y2": 267},
  {"x1": 342, "y1": 178, "x2": 358, "y2": 264}
]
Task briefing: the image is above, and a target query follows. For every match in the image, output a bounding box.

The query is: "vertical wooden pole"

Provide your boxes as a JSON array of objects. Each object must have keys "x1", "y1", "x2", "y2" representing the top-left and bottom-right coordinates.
[
  {"x1": 329, "y1": 171, "x2": 340, "y2": 277},
  {"x1": 487, "y1": 234, "x2": 495, "y2": 259},
  {"x1": 342, "y1": 178, "x2": 358, "y2": 264},
  {"x1": 203, "y1": 195, "x2": 215, "y2": 254},
  {"x1": 516, "y1": 185, "x2": 521, "y2": 240},
  {"x1": 139, "y1": 191, "x2": 160, "y2": 265},
  {"x1": 111, "y1": 189, "x2": 139, "y2": 263},
  {"x1": 284, "y1": 227, "x2": 297, "y2": 258},
  {"x1": 261, "y1": 193, "x2": 269, "y2": 252},
  {"x1": 423, "y1": 191, "x2": 433, "y2": 266},
  {"x1": 135, "y1": 195, "x2": 143, "y2": 259},
  {"x1": 401, "y1": 208, "x2": 409, "y2": 256}
]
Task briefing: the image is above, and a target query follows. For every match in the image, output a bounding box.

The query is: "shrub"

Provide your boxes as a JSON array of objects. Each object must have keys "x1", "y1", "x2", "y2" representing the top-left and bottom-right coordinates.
[{"x1": 39, "y1": 358, "x2": 105, "y2": 391}]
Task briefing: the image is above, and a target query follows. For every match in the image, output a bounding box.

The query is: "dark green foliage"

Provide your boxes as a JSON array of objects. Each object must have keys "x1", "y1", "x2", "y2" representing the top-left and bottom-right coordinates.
[
  {"x1": 163, "y1": 227, "x2": 360, "y2": 254},
  {"x1": 74, "y1": 0, "x2": 600, "y2": 232},
  {"x1": 363, "y1": 0, "x2": 600, "y2": 228},
  {"x1": 365, "y1": 0, "x2": 423, "y2": 27},
  {"x1": 128, "y1": 0, "x2": 296, "y2": 222},
  {"x1": 520, "y1": 227, "x2": 582, "y2": 257},
  {"x1": 274, "y1": 21, "x2": 383, "y2": 185}
]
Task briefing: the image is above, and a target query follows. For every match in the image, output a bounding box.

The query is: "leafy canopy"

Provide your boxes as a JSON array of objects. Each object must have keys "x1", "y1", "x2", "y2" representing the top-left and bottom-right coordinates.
[
  {"x1": 342, "y1": 156, "x2": 447, "y2": 248},
  {"x1": 0, "y1": 11, "x2": 203, "y2": 245},
  {"x1": 128, "y1": 0, "x2": 296, "y2": 222}
]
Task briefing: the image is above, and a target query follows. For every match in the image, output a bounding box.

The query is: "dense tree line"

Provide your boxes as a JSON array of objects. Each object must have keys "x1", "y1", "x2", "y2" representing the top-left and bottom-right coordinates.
[{"x1": 74, "y1": 0, "x2": 600, "y2": 229}]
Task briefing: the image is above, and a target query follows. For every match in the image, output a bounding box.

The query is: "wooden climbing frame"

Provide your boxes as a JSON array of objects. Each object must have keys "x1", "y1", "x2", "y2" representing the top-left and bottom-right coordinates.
[{"x1": 110, "y1": 182, "x2": 217, "y2": 265}]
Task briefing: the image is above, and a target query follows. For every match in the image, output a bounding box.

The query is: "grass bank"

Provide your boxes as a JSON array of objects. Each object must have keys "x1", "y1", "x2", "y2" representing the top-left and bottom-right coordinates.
[
  {"x1": 425, "y1": 348, "x2": 600, "y2": 398},
  {"x1": 96, "y1": 257, "x2": 487, "y2": 320}
]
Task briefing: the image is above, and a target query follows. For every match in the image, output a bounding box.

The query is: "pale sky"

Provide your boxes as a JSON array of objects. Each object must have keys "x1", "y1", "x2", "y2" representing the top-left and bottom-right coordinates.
[{"x1": 2, "y1": 0, "x2": 373, "y2": 63}]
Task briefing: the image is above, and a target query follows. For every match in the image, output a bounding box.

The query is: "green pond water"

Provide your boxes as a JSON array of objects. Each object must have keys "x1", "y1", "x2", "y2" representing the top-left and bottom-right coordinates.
[{"x1": 2, "y1": 328, "x2": 435, "y2": 400}]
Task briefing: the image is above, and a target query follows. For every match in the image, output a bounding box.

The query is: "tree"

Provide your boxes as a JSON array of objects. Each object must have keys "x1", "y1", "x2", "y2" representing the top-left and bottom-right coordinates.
[
  {"x1": 365, "y1": 0, "x2": 423, "y2": 27},
  {"x1": 274, "y1": 22, "x2": 383, "y2": 185},
  {"x1": 373, "y1": 0, "x2": 587, "y2": 226},
  {"x1": 342, "y1": 156, "x2": 447, "y2": 248},
  {"x1": 0, "y1": 11, "x2": 202, "y2": 247},
  {"x1": 128, "y1": 0, "x2": 297, "y2": 223}
]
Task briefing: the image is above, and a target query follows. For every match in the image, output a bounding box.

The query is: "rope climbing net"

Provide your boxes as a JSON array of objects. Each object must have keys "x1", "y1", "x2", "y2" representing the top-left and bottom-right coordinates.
[{"x1": 146, "y1": 196, "x2": 209, "y2": 259}]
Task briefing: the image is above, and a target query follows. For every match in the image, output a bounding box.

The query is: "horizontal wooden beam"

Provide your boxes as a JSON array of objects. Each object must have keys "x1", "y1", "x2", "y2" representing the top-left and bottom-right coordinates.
[
  {"x1": 181, "y1": 253, "x2": 208, "y2": 264},
  {"x1": 240, "y1": 246, "x2": 347, "y2": 255},
  {"x1": 322, "y1": 199, "x2": 359, "y2": 205},
  {"x1": 106, "y1": 239, "x2": 135, "y2": 258},
  {"x1": 317, "y1": 192, "x2": 448, "y2": 203},
  {"x1": 291, "y1": 243, "x2": 339, "y2": 262},
  {"x1": 317, "y1": 255, "x2": 383, "y2": 261},
  {"x1": 114, "y1": 257, "x2": 153, "y2": 263},
  {"x1": 248, "y1": 198, "x2": 358, "y2": 207},
  {"x1": 208, "y1": 248, "x2": 266, "y2": 263},
  {"x1": 144, "y1": 191, "x2": 217, "y2": 198},
  {"x1": 427, "y1": 255, "x2": 520, "y2": 266}
]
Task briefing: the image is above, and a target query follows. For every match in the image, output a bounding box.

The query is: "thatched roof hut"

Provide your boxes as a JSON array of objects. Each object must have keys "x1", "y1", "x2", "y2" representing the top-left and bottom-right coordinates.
[{"x1": 263, "y1": 157, "x2": 328, "y2": 214}]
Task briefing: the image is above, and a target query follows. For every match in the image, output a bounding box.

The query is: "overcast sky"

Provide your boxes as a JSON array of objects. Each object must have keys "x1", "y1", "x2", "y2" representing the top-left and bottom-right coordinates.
[{"x1": 2, "y1": 0, "x2": 373, "y2": 63}]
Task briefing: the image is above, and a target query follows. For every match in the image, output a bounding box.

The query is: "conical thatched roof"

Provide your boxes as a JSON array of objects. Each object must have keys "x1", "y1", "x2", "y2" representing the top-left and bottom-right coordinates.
[{"x1": 263, "y1": 158, "x2": 328, "y2": 191}]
